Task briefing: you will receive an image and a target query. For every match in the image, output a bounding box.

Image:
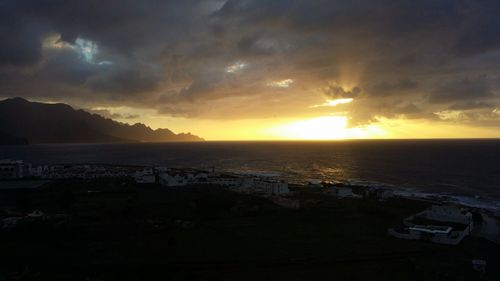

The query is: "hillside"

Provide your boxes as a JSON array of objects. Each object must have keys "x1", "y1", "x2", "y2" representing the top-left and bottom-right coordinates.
[
  {"x1": 0, "y1": 98, "x2": 203, "y2": 144},
  {"x1": 0, "y1": 131, "x2": 29, "y2": 145}
]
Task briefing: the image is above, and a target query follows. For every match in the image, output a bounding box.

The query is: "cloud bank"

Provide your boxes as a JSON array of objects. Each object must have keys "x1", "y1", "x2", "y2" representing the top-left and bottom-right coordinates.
[{"x1": 1, "y1": 0, "x2": 499, "y2": 128}]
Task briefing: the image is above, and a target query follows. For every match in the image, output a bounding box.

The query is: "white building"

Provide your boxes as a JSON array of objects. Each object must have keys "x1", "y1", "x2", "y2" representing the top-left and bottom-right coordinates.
[
  {"x1": 29, "y1": 165, "x2": 44, "y2": 178},
  {"x1": 193, "y1": 171, "x2": 209, "y2": 182},
  {"x1": 206, "y1": 173, "x2": 290, "y2": 195},
  {"x1": 27, "y1": 210, "x2": 45, "y2": 218},
  {"x1": 424, "y1": 205, "x2": 472, "y2": 223},
  {"x1": 159, "y1": 172, "x2": 189, "y2": 186},
  {"x1": 0, "y1": 160, "x2": 27, "y2": 179},
  {"x1": 364, "y1": 187, "x2": 395, "y2": 200},
  {"x1": 377, "y1": 189, "x2": 394, "y2": 200},
  {"x1": 158, "y1": 169, "x2": 209, "y2": 187},
  {"x1": 472, "y1": 259, "x2": 487, "y2": 273},
  {"x1": 208, "y1": 174, "x2": 242, "y2": 188},
  {"x1": 306, "y1": 180, "x2": 324, "y2": 188},
  {"x1": 388, "y1": 205, "x2": 474, "y2": 245},
  {"x1": 253, "y1": 179, "x2": 289, "y2": 194},
  {"x1": 329, "y1": 186, "x2": 357, "y2": 198},
  {"x1": 134, "y1": 167, "x2": 156, "y2": 184},
  {"x1": 135, "y1": 175, "x2": 156, "y2": 184},
  {"x1": 473, "y1": 211, "x2": 500, "y2": 244},
  {"x1": 134, "y1": 170, "x2": 156, "y2": 184}
]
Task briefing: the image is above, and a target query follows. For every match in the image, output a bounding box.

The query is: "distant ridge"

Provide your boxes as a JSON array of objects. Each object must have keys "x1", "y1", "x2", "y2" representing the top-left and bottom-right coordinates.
[
  {"x1": 0, "y1": 130, "x2": 29, "y2": 145},
  {"x1": 0, "y1": 97, "x2": 204, "y2": 144}
]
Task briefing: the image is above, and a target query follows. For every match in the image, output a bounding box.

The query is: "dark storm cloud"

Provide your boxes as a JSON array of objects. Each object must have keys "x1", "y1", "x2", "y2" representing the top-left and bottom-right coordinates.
[
  {"x1": 429, "y1": 78, "x2": 494, "y2": 104},
  {"x1": 16, "y1": 0, "x2": 204, "y2": 54},
  {"x1": 324, "y1": 85, "x2": 361, "y2": 100},
  {"x1": 87, "y1": 60, "x2": 166, "y2": 95},
  {"x1": 369, "y1": 79, "x2": 419, "y2": 97},
  {"x1": 1, "y1": 0, "x2": 500, "y2": 126},
  {"x1": 448, "y1": 101, "x2": 494, "y2": 111},
  {"x1": 0, "y1": 2, "x2": 48, "y2": 67},
  {"x1": 452, "y1": 0, "x2": 500, "y2": 56}
]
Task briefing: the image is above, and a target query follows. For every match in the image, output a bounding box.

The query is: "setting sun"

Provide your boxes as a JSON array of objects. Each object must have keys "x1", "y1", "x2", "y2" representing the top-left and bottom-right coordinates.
[{"x1": 269, "y1": 116, "x2": 350, "y2": 140}]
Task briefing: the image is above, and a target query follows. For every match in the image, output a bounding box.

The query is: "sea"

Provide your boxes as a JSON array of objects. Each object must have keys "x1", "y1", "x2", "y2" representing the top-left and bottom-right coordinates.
[{"x1": 1, "y1": 139, "x2": 500, "y2": 210}]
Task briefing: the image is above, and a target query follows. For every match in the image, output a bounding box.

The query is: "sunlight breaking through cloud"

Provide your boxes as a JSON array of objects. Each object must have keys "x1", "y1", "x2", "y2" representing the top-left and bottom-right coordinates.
[
  {"x1": 267, "y1": 79, "x2": 294, "y2": 88},
  {"x1": 225, "y1": 61, "x2": 247, "y2": 73},
  {"x1": 310, "y1": 98, "x2": 354, "y2": 108},
  {"x1": 75, "y1": 38, "x2": 98, "y2": 63}
]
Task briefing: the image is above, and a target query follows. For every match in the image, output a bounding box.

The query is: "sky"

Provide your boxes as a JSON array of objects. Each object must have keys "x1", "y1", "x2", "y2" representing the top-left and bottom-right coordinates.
[{"x1": 1, "y1": 0, "x2": 500, "y2": 140}]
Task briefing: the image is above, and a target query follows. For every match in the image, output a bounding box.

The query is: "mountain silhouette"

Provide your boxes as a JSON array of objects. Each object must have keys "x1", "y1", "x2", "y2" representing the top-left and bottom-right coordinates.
[{"x1": 0, "y1": 98, "x2": 203, "y2": 144}]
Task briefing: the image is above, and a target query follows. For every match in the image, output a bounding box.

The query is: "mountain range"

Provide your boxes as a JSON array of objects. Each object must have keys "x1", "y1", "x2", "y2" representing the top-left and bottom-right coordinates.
[{"x1": 0, "y1": 98, "x2": 203, "y2": 144}]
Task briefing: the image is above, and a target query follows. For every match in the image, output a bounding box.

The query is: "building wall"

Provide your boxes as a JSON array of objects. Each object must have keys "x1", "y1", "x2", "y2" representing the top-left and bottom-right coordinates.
[
  {"x1": 424, "y1": 205, "x2": 471, "y2": 224},
  {"x1": 0, "y1": 162, "x2": 24, "y2": 179},
  {"x1": 159, "y1": 174, "x2": 189, "y2": 186},
  {"x1": 389, "y1": 205, "x2": 475, "y2": 245}
]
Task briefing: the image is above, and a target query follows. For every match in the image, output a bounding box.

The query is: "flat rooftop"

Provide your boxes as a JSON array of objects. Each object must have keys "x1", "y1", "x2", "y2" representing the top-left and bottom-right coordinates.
[{"x1": 407, "y1": 217, "x2": 468, "y2": 231}]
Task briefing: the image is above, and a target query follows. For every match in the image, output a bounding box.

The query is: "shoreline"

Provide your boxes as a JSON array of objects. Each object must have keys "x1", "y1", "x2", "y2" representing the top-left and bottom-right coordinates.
[{"x1": 2, "y1": 160, "x2": 500, "y2": 214}]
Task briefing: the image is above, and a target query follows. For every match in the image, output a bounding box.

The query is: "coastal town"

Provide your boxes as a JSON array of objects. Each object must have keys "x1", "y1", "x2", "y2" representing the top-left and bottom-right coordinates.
[
  {"x1": 0, "y1": 159, "x2": 403, "y2": 199},
  {"x1": 1, "y1": 159, "x2": 500, "y2": 279},
  {"x1": 2, "y1": 159, "x2": 499, "y2": 243},
  {"x1": 0, "y1": 159, "x2": 290, "y2": 195}
]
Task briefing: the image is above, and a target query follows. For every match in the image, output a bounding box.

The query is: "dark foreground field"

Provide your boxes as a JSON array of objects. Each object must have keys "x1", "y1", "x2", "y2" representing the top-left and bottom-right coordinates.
[{"x1": 0, "y1": 179, "x2": 499, "y2": 281}]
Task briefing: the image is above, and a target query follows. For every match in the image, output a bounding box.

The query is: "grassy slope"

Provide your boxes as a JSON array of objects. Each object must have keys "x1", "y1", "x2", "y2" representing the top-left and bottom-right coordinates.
[{"x1": 0, "y1": 179, "x2": 498, "y2": 280}]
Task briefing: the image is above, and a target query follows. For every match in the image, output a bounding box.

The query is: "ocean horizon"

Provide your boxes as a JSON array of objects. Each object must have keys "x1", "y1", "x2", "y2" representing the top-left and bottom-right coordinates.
[{"x1": 2, "y1": 139, "x2": 500, "y2": 205}]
